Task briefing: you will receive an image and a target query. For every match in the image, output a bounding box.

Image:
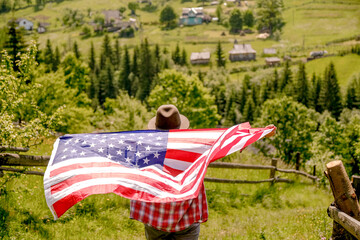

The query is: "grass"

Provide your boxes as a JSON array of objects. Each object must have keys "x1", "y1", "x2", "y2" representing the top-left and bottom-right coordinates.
[
  {"x1": 305, "y1": 54, "x2": 360, "y2": 87},
  {"x1": 1, "y1": 144, "x2": 334, "y2": 240}
]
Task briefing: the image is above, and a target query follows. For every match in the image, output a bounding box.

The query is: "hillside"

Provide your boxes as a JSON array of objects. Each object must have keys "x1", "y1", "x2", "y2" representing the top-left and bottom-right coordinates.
[{"x1": 1, "y1": 0, "x2": 359, "y2": 85}]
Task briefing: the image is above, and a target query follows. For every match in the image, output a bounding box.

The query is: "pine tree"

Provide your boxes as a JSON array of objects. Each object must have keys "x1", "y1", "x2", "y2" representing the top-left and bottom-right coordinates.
[
  {"x1": 114, "y1": 39, "x2": 121, "y2": 70},
  {"x1": 319, "y1": 62, "x2": 343, "y2": 119},
  {"x1": 239, "y1": 75, "x2": 251, "y2": 113},
  {"x1": 131, "y1": 46, "x2": 139, "y2": 96},
  {"x1": 5, "y1": 20, "x2": 27, "y2": 71},
  {"x1": 345, "y1": 76, "x2": 360, "y2": 109},
  {"x1": 295, "y1": 62, "x2": 309, "y2": 107},
  {"x1": 52, "y1": 46, "x2": 61, "y2": 72},
  {"x1": 137, "y1": 38, "x2": 154, "y2": 100},
  {"x1": 172, "y1": 43, "x2": 181, "y2": 65},
  {"x1": 272, "y1": 68, "x2": 279, "y2": 94},
  {"x1": 89, "y1": 41, "x2": 96, "y2": 71},
  {"x1": 243, "y1": 96, "x2": 256, "y2": 122},
  {"x1": 73, "y1": 41, "x2": 81, "y2": 59},
  {"x1": 310, "y1": 73, "x2": 322, "y2": 112},
  {"x1": 119, "y1": 45, "x2": 132, "y2": 96},
  {"x1": 43, "y1": 39, "x2": 54, "y2": 73},
  {"x1": 181, "y1": 48, "x2": 187, "y2": 66},
  {"x1": 100, "y1": 34, "x2": 112, "y2": 69},
  {"x1": 281, "y1": 60, "x2": 293, "y2": 95},
  {"x1": 153, "y1": 43, "x2": 161, "y2": 75},
  {"x1": 105, "y1": 61, "x2": 117, "y2": 99},
  {"x1": 216, "y1": 41, "x2": 226, "y2": 68}
]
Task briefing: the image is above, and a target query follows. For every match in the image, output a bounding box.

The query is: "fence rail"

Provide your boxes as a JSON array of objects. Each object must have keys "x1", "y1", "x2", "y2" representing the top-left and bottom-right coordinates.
[
  {"x1": 327, "y1": 205, "x2": 360, "y2": 239},
  {"x1": 0, "y1": 153, "x2": 319, "y2": 184}
]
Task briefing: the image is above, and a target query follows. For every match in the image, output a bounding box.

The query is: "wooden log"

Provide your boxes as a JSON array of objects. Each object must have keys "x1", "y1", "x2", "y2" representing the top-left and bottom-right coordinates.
[
  {"x1": 328, "y1": 206, "x2": 360, "y2": 239},
  {"x1": 352, "y1": 176, "x2": 360, "y2": 200},
  {"x1": 0, "y1": 166, "x2": 45, "y2": 176},
  {"x1": 0, "y1": 146, "x2": 29, "y2": 152},
  {"x1": 325, "y1": 160, "x2": 360, "y2": 240},
  {"x1": 277, "y1": 168, "x2": 318, "y2": 181},
  {"x1": 204, "y1": 177, "x2": 293, "y2": 184},
  {"x1": 269, "y1": 158, "x2": 278, "y2": 186},
  {"x1": 209, "y1": 162, "x2": 275, "y2": 170},
  {"x1": 0, "y1": 153, "x2": 50, "y2": 166}
]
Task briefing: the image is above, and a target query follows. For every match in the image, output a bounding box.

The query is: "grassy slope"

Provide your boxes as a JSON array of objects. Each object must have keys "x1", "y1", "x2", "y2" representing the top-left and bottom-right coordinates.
[
  {"x1": 1, "y1": 146, "x2": 333, "y2": 240},
  {"x1": 305, "y1": 54, "x2": 360, "y2": 87}
]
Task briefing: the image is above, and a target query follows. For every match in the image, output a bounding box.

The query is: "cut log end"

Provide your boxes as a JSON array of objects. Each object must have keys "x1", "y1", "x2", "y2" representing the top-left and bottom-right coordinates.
[{"x1": 326, "y1": 160, "x2": 343, "y2": 169}]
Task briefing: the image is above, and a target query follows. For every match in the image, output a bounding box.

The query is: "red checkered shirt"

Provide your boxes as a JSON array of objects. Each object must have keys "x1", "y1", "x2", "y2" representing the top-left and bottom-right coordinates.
[{"x1": 130, "y1": 183, "x2": 208, "y2": 232}]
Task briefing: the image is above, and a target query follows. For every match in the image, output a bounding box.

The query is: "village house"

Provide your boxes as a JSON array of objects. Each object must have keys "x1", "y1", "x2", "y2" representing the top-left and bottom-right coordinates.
[
  {"x1": 37, "y1": 22, "x2": 50, "y2": 34},
  {"x1": 16, "y1": 18, "x2": 34, "y2": 31},
  {"x1": 190, "y1": 52, "x2": 211, "y2": 65},
  {"x1": 265, "y1": 57, "x2": 281, "y2": 66},
  {"x1": 263, "y1": 48, "x2": 277, "y2": 55},
  {"x1": 179, "y1": 7, "x2": 204, "y2": 26},
  {"x1": 310, "y1": 50, "x2": 328, "y2": 58},
  {"x1": 229, "y1": 43, "x2": 256, "y2": 61}
]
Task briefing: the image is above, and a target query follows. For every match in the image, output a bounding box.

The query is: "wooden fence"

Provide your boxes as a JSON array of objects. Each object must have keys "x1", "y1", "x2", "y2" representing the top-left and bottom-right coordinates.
[
  {"x1": 325, "y1": 161, "x2": 360, "y2": 239},
  {"x1": 0, "y1": 150, "x2": 319, "y2": 184}
]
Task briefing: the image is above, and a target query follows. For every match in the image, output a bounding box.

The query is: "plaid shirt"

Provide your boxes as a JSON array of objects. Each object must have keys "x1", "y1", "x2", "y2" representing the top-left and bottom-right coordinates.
[{"x1": 130, "y1": 183, "x2": 208, "y2": 232}]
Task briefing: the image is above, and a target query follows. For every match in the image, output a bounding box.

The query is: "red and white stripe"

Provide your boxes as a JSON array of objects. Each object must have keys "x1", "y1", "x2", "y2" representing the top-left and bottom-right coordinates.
[{"x1": 44, "y1": 123, "x2": 276, "y2": 219}]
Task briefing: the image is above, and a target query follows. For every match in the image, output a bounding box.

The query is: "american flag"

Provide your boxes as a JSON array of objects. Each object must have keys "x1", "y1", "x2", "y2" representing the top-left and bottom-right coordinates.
[{"x1": 44, "y1": 123, "x2": 276, "y2": 219}]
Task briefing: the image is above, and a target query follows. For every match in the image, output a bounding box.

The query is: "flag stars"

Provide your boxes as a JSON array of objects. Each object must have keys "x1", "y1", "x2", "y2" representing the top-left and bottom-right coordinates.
[
  {"x1": 80, "y1": 151, "x2": 86, "y2": 156},
  {"x1": 156, "y1": 136, "x2": 162, "y2": 140},
  {"x1": 125, "y1": 157, "x2": 131, "y2": 163},
  {"x1": 116, "y1": 150, "x2": 123, "y2": 155},
  {"x1": 148, "y1": 133, "x2": 153, "y2": 136},
  {"x1": 138, "y1": 136, "x2": 144, "y2": 140},
  {"x1": 118, "y1": 140, "x2": 124, "y2": 144},
  {"x1": 135, "y1": 151, "x2": 141, "y2": 157},
  {"x1": 63, "y1": 148, "x2": 68, "y2": 152},
  {"x1": 98, "y1": 148, "x2": 104, "y2": 153},
  {"x1": 143, "y1": 158, "x2": 150, "y2": 164},
  {"x1": 153, "y1": 152, "x2": 160, "y2": 158},
  {"x1": 107, "y1": 154, "x2": 113, "y2": 159},
  {"x1": 137, "y1": 141, "x2": 142, "y2": 145},
  {"x1": 74, "y1": 139, "x2": 80, "y2": 143},
  {"x1": 145, "y1": 146, "x2": 151, "y2": 151},
  {"x1": 61, "y1": 155, "x2": 67, "y2": 159},
  {"x1": 90, "y1": 143, "x2": 95, "y2": 148},
  {"x1": 100, "y1": 139, "x2": 106, "y2": 143},
  {"x1": 155, "y1": 143, "x2": 161, "y2": 146},
  {"x1": 120, "y1": 135, "x2": 125, "y2": 138},
  {"x1": 109, "y1": 143, "x2": 114, "y2": 148},
  {"x1": 127, "y1": 145, "x2": 133, "y2": 151},
  {"x1": 71, "y1": 149, "x2": 77, "y2": 153}
]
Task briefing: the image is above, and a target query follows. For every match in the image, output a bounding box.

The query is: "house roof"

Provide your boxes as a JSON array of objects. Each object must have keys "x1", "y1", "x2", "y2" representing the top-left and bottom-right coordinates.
[
  {"x1": 16, "y1": 18, "x2": 33, "y2": 24},
  {"x1": 182, "y1": 7, "x2": 203, "y2": 15},
  {"x1": 265, "y1": 57, "x2": 281, "y2": 62},
  {"x1": 103, "y1": 10, "x2": 120, "y2": 20},
  {"x1": 229, "y1": 44, "x2": 256, "y2": 54},
  {"x1": 190, "y1": 52, "x2": 210, "y2": 61},
  {"x1": 263, "y1": 48, "x2": 277, "y2": 54}
]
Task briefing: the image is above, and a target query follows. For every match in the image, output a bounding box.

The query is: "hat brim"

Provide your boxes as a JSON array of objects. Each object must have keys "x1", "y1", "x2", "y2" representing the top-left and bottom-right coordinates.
[{"x1": 147, "y1": 114, "x2": 190, "y2": 130}]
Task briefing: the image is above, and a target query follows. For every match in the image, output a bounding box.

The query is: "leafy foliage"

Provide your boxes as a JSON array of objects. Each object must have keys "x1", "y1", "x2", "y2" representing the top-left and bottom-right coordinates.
[
  {"x1": 148, "y1": 69, "x2": 220, "y2": 128},
  {"x1": 256, "y1": 97, "x2": 318, "y2": 165},
  {"x1": 0, "y1": 43, "x2": 61, "y2": 147},
  {"x1": 160, "y1": 5, "x2": 177, "y2": 29},
  {"x1": 229, "y1": 9, "x2": 243, "y2": 33}
]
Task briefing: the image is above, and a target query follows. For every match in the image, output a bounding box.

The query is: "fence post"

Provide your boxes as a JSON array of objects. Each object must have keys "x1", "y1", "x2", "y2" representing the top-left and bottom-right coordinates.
[
  {"x1": 312, "y1": 165, "x2": 316, "y2": 184},
  {"x1": 295, "y1": 152, "x2": 300, "y2": 171},
  {"x1": 352, "y1": 175, "x2": 360, "y2": 200},
  {"x1": 325, "y1": 160, "x2": 360, "y2": 240},
  {"x1": 269, "y1": 158, "x2": 278, "y2": 185}
]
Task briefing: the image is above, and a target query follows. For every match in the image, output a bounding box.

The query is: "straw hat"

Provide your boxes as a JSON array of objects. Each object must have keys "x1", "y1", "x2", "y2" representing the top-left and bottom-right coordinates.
[{"x1": 148, "y1": 105, "x2": 190, "y2": 130}]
